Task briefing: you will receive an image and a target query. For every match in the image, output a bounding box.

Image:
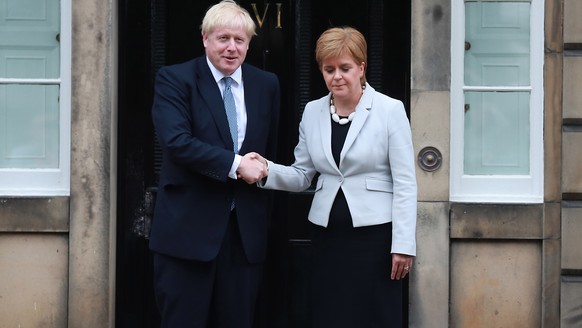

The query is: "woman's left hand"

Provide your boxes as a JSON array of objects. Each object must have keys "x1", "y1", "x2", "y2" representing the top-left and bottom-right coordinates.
[{"x1": 391, "y1": 253, "x2": 414, "y2": 280}]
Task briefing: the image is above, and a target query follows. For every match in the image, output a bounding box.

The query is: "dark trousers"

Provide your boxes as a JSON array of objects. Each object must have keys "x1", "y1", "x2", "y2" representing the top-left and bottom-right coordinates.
[{"x1": 153, "y1": 212, "x2": 262, "y2": 328}]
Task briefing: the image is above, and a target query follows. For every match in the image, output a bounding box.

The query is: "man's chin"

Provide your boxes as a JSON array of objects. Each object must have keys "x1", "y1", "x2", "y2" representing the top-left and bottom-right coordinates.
[{"x1": 220, "y1": 63, "x2": 240, "y2": 74}]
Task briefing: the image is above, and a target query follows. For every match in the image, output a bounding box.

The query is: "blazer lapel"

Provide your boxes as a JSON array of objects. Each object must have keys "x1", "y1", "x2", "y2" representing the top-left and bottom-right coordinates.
[
  {"x1": 240, "y1": 65, "x2": 258, "y2": 154},
  {"x1": 340, "y1": 83, "x2": 373, "y2": 163},
  {"x1": 319, "y1": 94, "x2": 340, "y2": 171},
  {"x1": 196, "y1": 58, "x2": 235, "y2": 151}
]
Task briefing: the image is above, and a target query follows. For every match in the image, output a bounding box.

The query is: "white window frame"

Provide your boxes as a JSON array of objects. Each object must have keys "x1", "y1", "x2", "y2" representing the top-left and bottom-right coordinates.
[
  {"x1": 0, "y1": 0, "x2": 71, "y2": 196},
  {"x1": 450, "y1": 0, "x2": 544, "y2": 203}
]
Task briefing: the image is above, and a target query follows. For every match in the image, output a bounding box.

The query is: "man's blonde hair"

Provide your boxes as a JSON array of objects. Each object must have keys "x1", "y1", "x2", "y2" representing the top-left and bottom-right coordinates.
[{"x1": 201, "y1": 0, "x2": 256, "y2": 37}]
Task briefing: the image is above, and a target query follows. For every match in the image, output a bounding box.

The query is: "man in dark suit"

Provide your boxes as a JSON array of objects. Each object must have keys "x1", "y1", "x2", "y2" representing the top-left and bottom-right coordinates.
[{"x1": 149, "y1": 1, "x2": 279, "y2": 327}]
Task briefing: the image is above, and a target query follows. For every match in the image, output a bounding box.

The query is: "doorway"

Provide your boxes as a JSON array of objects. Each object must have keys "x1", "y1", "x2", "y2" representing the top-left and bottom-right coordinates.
[{"x1": 116, "y1": 1, "x2": 411, "y2": 327}]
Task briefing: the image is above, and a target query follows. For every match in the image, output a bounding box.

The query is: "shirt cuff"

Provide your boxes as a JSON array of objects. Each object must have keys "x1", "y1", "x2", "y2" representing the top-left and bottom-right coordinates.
[{"x1": 228, "y1": 154, "x2": 242, "y2": 179}]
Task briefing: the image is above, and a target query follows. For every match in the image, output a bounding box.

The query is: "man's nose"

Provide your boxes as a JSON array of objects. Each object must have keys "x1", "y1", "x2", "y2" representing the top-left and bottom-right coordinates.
[{"x1": 226, "y1": 38, "x2": 236, "y2": 50}]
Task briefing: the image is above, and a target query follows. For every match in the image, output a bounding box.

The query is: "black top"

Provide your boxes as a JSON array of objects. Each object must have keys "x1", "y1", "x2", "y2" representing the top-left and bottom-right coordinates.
[
  {"x1": 330, "y1": 117, "x2": 351, "y2": 167},
  {"x1": 329, "y1": 117, "x2": 352, "y2": 228}
]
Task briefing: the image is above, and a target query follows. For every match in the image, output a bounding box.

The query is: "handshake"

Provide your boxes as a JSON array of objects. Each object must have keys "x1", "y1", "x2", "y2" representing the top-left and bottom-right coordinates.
[{"x1": 236, "y1": 152, "x2": 268, "y2": 184}]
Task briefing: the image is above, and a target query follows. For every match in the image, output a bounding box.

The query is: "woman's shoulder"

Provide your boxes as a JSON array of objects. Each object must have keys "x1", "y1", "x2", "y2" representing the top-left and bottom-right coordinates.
[
  {"x1": 308, "y1": 94, "x2": 329, "y2": 105},
  {"x1": 372, "y1": 90, "x2": 403, "y2": 108},
  {"x1": 367, "y1": 92, "x2": 404, "y2": 119},
  {"x1": 366, "y1": 90, "x2": 409, "y2": 125},
  {"x1": 303, "y1": 94, "x2": 329, "y2": 113}
]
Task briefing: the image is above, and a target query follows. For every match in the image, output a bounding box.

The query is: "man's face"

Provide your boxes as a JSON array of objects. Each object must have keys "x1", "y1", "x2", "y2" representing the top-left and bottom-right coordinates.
[{"x1": 203, "y1": 26, "x2": 250, "y2": 76}]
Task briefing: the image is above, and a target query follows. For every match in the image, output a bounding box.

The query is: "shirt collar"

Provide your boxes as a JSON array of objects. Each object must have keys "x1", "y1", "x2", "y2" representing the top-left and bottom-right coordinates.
[{"x1": 206, "y1": 56, "x2": 242, "y2": 86}]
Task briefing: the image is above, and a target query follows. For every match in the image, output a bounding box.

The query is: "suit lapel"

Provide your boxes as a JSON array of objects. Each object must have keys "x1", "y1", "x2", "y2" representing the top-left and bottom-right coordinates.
[
  {"x1": 340, "y1": 83, "x2": 373, "y2": 164},
  {"x1": 319, "y1": 94, "x2": 339, "y2": 171},
  {"x1": 240, "y1": 65, "x2": 257, "y2": 154},
  {"x1": 195, "y1": 58, "x2": 234, "y2": 151}
]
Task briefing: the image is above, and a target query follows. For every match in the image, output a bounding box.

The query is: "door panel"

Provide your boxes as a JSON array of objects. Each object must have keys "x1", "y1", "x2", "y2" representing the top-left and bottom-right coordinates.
[
  {"x1": 464, "y1": 2, "x2": 530, "y2": 86},
  {"x1": 464, "y1": 91, "x2": 530, "y2": 175},
  {"x1": 117, "y1": 1, "x2": 410, "y2": 327},
  {"x1": 0, "y1": 0, "x2": 60, "y2": 78},
  {"x1": 463, "y1": 1, "x2": 531, "y2": 175},
  {"x1": 0, "y1": 0, "x2": 60, "y2": 169}
]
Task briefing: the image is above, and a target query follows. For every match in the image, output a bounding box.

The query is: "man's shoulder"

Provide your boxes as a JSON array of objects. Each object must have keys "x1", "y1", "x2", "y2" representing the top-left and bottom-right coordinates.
[
  {"x1": 155, "y1": 57, "x2": 209, "y2": 86},
  {"x1": 160, "y1": 57, "x2": 202, "y2": 73},
  {"x1": 241, "y1": 63, "x2": 277, "y2": 80}
]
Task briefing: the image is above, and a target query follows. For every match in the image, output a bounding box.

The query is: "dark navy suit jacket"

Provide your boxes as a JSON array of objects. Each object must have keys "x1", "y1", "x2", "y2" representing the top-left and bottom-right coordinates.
[{"x1": 149, "y1": 56, "x2": 280, "y2": 264}]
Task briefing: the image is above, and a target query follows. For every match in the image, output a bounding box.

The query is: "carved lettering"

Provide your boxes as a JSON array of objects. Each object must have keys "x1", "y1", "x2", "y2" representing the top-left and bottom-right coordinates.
[
  {"x1": 251, "y1": 3, "x2": 269, "y2": 29},
  {"x1": 250, "y1": 3, "x2": 283, "y2": 29},
  {"x1": 275, "y1": 3, "x2": 282, "y2": 29}
]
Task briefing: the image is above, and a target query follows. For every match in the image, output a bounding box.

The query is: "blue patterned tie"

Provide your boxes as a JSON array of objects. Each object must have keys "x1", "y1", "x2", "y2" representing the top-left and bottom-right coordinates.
[{"x1": 223, "y1": 77, "x2": 238, "y2": 153}]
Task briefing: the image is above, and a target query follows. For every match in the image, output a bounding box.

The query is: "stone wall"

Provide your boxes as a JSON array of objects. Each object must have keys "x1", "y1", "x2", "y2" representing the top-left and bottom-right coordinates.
[{"x1": 560, "y1": 0, "x2": 582, "y2": 326}]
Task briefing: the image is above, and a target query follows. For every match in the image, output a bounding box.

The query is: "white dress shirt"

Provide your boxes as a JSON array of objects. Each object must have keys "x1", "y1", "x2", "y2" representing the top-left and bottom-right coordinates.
[{"x1": 206, "y1": 57, "x2": 247, "y2": 179}]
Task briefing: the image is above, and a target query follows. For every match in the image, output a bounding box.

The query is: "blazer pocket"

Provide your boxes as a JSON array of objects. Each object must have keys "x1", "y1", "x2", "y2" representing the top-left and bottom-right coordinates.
[{"x1": 365, "y1": 178, "x2": 393, "y2": 192}]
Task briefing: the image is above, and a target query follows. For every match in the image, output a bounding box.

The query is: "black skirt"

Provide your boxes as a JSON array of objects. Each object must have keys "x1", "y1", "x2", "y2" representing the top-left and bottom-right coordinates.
[{"x1": 309, "y1": 189, "x2": 403, "y2": 328}]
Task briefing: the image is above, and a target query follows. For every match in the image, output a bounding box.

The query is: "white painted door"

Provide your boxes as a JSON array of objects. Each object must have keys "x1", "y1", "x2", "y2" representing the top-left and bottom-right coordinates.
[
  {"x1": 0, "y1": 0, "x2": 60, "y2": 168},
  {"x1": 463, "y1": 2, "x2": 531, "y2": 175}
]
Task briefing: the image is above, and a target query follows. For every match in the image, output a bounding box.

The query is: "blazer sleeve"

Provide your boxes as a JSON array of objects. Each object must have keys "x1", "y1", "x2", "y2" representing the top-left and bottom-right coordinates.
[
  {"x1": 258, "y1": 108, "x2": 317, "y2": 192},
  {"x1": 387, "y1": 100, "x2": 417, "y2": 256}
]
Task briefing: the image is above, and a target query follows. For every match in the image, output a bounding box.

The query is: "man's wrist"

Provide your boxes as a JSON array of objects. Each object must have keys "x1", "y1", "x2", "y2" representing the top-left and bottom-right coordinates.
[{"x1": 229, "y1": 154, "x2": 243, "y2": 179}]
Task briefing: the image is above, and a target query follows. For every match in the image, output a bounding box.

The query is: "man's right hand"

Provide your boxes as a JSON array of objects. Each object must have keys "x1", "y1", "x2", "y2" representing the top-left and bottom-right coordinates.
[{"x1": 237, "y1": 152, "x2": 268, "y2": 183}]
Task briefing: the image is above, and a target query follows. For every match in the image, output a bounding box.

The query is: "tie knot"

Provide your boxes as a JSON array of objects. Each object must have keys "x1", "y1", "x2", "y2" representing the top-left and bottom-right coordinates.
[{"x1": 224, "y1": 76, "x2": 232, "y2": 89}]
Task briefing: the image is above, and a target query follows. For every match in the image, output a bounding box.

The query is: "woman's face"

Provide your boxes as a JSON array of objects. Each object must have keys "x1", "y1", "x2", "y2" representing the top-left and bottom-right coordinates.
[{"x1": 321, "y1": 54, "x2": 365, "y2": 100}]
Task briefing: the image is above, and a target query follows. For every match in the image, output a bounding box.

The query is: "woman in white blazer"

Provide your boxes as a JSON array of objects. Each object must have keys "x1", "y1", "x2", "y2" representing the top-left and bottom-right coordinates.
[{"x1": 254, "y1": 27, "x2": 417, "y2": 328}]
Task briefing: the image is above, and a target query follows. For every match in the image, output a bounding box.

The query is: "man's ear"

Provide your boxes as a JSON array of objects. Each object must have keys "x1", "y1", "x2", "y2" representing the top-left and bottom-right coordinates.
[{"x1": 202, "y1": 33, "x2": 208, "y2": 47}]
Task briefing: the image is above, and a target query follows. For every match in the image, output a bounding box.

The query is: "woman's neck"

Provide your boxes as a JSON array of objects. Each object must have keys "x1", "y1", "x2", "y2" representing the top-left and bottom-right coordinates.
[{"x1": 332, "y1": 94, "x2": 361, "y2": 116}]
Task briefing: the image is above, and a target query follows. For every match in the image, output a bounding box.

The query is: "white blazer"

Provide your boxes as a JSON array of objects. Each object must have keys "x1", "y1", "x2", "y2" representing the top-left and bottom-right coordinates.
[{"x1": 260, "y1": 83, "x2": 417, "y2": 256}]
